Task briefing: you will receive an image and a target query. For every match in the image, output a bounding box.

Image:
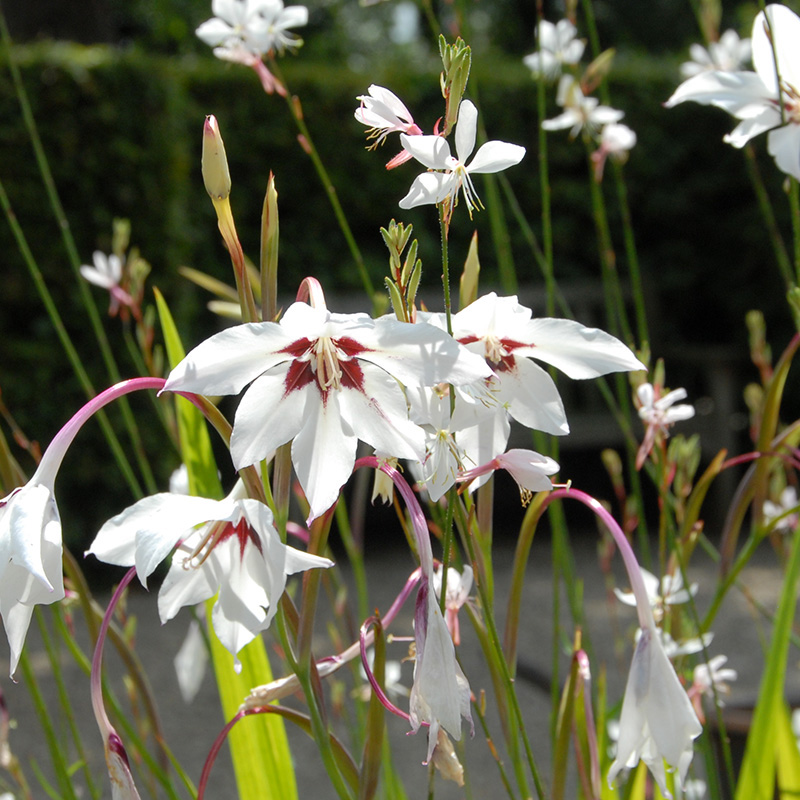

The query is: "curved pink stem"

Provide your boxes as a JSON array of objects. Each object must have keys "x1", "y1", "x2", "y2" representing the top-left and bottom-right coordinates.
[
  {"x1": 359, "y1": 617, "x2": 411, "y2": 723},
  {"x1": 544, "y1": 487, "x2": 655, "y2": 631}
]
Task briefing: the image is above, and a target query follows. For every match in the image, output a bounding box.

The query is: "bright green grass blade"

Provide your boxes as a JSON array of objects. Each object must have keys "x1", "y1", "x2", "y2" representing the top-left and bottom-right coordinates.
[
  {"x1": 153, "y1": 287, "x2": 223, "y2": 500},
  {"x1": 155, "y1": 288, "x2": 297, "y2": 800},
  {"x1": 776, "y1": 700, "x2": 800, "y2": 796},
  {"x1": 207, "y1": 603, "x2": 298, "y2": 800},
  {"x1": 735, "y1": 530, "x2": 800, "y2": 800}
]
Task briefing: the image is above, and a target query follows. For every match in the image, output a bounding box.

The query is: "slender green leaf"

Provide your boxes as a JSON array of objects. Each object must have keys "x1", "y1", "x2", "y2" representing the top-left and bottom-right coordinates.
[{"x1": 735, "y1": 530, "x2": 800, "y2": 799}]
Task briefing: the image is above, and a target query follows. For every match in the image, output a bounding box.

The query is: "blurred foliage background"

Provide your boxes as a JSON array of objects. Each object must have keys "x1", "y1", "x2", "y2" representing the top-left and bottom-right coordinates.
[{"x1": 0, "y1": 0, "x2": 796, "y2": 566}]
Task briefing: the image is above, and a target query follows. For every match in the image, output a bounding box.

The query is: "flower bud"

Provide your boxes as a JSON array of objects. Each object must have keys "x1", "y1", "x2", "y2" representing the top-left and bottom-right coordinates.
[{"x1": 202, "y1": 115, "x2": 231, "y2": 201}]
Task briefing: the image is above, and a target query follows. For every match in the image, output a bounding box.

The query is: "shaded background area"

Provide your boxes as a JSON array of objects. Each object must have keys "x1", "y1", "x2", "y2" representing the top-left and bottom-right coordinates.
[{"x1": 0, "y1": 0, "x2": 796, "y2": 568}]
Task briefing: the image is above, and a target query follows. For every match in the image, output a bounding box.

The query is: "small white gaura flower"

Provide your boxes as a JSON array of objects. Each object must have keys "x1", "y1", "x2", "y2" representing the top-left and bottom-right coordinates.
[
  {"x1": 763, "y1": 486, "x2": 799, "y2": 533},
  {"x1": 196, "y1": 0, "x2": 308, "y2": 57},
  {"x1": 355, "y1": 85, "x2": 423, "y2": 168},
  {"x1": 523, "y1": 19, "x2": 585, "y2": 80},
  {"x1": 615, "y1": 567, "x2": 698, "y2": 623},
  {"x1": 80, "y1": 251, "x2": 133, "y2": 316},
  {"x1": 609, "y1": 622, "x2": 703, "y2": 798},
  {"x1": 636, "y1": 382, "x2": 695, "y2": 469},
  {"x1": 666, "y1": 5, "x2": 800, "y2": 180},
  {"x1": 680, "y1": 29, "x2": 751, "y2": 78},
  {"x1": 591, "y1": 122, "x2": 637, "y2": 180},
  {"x1": 399, "y1": 100, "x2": 525, "y2": 219},
  {"x1": 542, "y1": 75, "x2": 624, "y2": 138},
  {"x1": 692, "y1": 654, "x2": 737, "y2": 703}
]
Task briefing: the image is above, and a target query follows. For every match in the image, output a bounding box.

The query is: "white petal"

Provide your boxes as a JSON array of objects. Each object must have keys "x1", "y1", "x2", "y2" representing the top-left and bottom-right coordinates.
[
  {"x1": 359, "y1": 317, "x2": 492, "y2": 387},
  {"x1": 467, "y1": 141, "x2": 526, "y2": 174},
  {"x1": 230, "y1": 366, "x2": 308, "y2": 468},
  {"x1": 752, "y1": 5, "x2": 800, "y2": 96},
  {"x1": 399, "y1": 133, "x2": 451, "y2": 170},
  {"x1": 455, "y1": 100, "x2": 478, "y2": 163},
  {"x1": 514, "y1": 317, "x2": 645, "y2": 378},
  {"x1": 174, "y1": 619, "x2": 209, "y2": 703},
  {"x1": 291, "y1": 393, "x2": 358, "y2": 520},
  {"x1": 724, "y1": 107, "x2": 781, "y2": 147},
  {"x1": 340, "y1": 363, "x2": 425, "y2": 460},
  {"x1": 399, "y1": 172, "x2": 453, "y2": 209},
  {"x1": 196, "y1": 18, "x2": 236, "y2": 46},
  {"x1": 164, "y1": 322, "x2": 295, "y2": 396},
  {"x1": 496, "y1": 358, "x2": 570, "y2": 435},
  {"x1": 665, "y1": 70, "x2": 771, "y2": 117},
  {"x1": 767, "y1": 124, "x2": 800, "y2": 181},
  {"x1": 158, "y1": 549, "x2": 218, "y2": 622},
  {"x1": 87, "y1": 494, "x2": 226, "y2": 585}
]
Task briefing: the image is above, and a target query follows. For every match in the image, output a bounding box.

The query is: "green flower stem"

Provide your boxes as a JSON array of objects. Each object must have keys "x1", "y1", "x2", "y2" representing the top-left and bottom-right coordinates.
[
  {"x1": 0, "y1": 13, "x2": 157, "y2": 495},
  {"x1": 0, "y1": 175, "x2": 142, "y2": 498},
  {"x1": 269, "y1": 59, "x2": 374, "y2": 302}
]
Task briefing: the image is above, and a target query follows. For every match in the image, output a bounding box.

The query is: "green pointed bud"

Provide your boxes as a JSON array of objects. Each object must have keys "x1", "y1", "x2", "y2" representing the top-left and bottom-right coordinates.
[
  {"x1": 384, "y1": 277, "x2": 408, "y2": 322},
  {"x1": 261, "y1": 172, "x2": 279, "y2": 322},
  {"x1": 459, "y1": 231, "x2": 480, "y2": 310},
  {"x1": 439, "y1": 36, "x2": 472, "y2": 136},
  {"x1": 202, "y1": 115, "x2": 231, "y2": 202}
]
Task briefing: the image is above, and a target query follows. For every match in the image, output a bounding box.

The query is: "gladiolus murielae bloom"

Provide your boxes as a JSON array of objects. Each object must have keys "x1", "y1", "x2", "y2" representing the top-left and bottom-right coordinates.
[
  {"x1": 88, "y1": 482, "x2": 332, "y2": 669},
  {"x1": 163, "y1": 292, "x2": 490, "y2": 521}
]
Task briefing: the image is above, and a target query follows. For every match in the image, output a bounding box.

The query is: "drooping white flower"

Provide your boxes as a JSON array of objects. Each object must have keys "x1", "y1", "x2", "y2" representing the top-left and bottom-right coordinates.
[
  {"x1": 0, "y1": 475, "x2": 64, "y2": 677},
  {"x1": 87, "y1": 483, "x2": 332, "y2": 670},
  {"x1": 458, "y1": 448, "x2": 560, "y2": 505},
  {"x1": 399, "y1": 100, "x2": 526, "y2": 218},
  {"x1": 196, "y1": 0, "x2": 307, "y2": 57},
  {"x1": 763, "y1": 486, "x2": 799, "y2": 533},
  {"x1": 615, "y1": 567, "x2": 698, "y2": 623},
  {"x1": 666, "y1": 5, "x2": 800, "y2": 180},
  {"x1": 452, "y1": 293, "x2": 646, "y2": 437},
  {"x1": 163, "y1": 296, "x2": 491, "y2": 521},
  {"x1": 542, "y1": 75, "x2": 625, "y2": 138},
  {"x1": 609, "y1": 622, "x2": 703, "y2": 798},
  {"x1": 409, "y1": 581, "x2": 472, "y2": 764},
  {"x1": 680, "y1": 29, "x2": 751, "y2": 78},
  {"x1": 523, "y1": 19, "x2": 585, "y2": 80}
]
